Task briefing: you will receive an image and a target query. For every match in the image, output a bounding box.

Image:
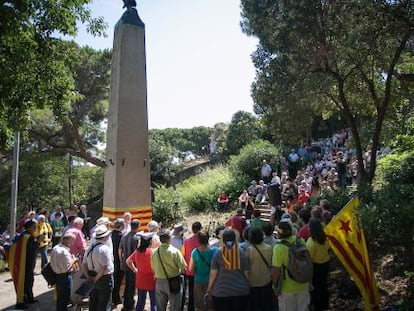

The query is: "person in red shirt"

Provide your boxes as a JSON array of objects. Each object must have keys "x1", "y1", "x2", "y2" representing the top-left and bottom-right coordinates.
[
  {"x1": 297, "y1": 208, "x2": 311, "y2": 241},
  {"x1": 298, "y1": 188, "x2": 310, "y2": 205},
  {"x1": 126, "y1": 232, "x2": 156, "y2": 311},
  {"x1": 225, "y1": 208, "x2": 246, "y2": 238},
  {"x1": 217, "y1": 192, "x2": 229, "y2": 211},
  {"x1": 181, "y1": 222, "x2": 202, "y2": 311}
]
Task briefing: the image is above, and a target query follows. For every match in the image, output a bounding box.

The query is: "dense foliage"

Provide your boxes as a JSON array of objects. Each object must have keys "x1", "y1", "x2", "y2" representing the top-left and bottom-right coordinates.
[
  {"x1": 363, "y1": 151, "x2": 414, "y2": 258},
  {"x1": 226, "y1": 111, "x2": 262, "y2": 155},
  {"x1": 309, "y1": 189, "x2": 353, "y2": 216},
  {"x1": 179, "y1": 166, "x2": 244, "y2": 213},
  {"x1": 0, "y1": 154, "x2": 103, "y2": 228},
  {"x1": 150, "y1": 127, "x2": 212, "y2": 157},
  {"x1": 230, "y1": 140, "x2": 280, "y2": 185},
  {"x1": 152, "y1": 185, "x2": 178, "y2": 225},
  {"x1": 26, "y1": 42, "x2": 111, "y2": 167},
  {"x1": 240, "y1": 0, "x2": 414, "y2": 187},
  {"x1": 0, "y1": 0, "x2": 106, "y2": 149}
]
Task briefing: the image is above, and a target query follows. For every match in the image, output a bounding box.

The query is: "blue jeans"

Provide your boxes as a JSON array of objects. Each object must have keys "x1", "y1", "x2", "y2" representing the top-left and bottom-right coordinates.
[
  {"x1": 123, "y1": 270, "x2": 136, "y2": 310},
  {"x1": 56, "y1": 273, "x2": 71, "y2": 311},
  {"x1": 38, "y1": 246, "x2": 48, "y2": 269},
  {"x1": 136, "y1": 289, "x2": 156, "y2": 311}
]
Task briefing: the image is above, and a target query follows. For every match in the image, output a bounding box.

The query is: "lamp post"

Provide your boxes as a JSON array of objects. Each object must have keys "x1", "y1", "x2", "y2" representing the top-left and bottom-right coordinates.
[
  {"x1": 68, "y1": 153, "x2": 73, "y2": 207},
  {"x1": 10, "y1": 131, "x2": 20, "y2": 239}
]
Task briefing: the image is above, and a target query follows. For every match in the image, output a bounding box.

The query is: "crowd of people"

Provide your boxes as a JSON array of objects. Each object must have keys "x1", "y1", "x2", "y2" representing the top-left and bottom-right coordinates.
[
  {"x1": 1, "y1": 129, "x2": 388, "y2": 311},
  {"x1": 2, "y1": 183, "x2": 334, "y2": 311}
]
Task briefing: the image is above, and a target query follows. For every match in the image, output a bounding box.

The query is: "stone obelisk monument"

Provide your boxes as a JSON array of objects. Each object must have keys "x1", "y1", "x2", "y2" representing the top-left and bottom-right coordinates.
[{"x1": 103, "y1": 0, "x2": 152, "y2": 231}]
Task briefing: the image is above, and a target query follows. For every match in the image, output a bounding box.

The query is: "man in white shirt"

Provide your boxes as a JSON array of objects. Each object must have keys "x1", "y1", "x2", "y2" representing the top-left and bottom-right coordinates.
[
  {"x1": 122, "y1": 212, "x2": 132, "y2": 235},
  {"x1": 50, "y1": 231, "x2": 78, "y2": 311},
  {"x1": 83, "y1": 225, "x2": 114, "y2": 311},
  {"x1": 90, "y1": 217, "x2": 113, "y2": 252},
  {"x1": 260, "y1": 159, "x2": 273, "y2": 184}
]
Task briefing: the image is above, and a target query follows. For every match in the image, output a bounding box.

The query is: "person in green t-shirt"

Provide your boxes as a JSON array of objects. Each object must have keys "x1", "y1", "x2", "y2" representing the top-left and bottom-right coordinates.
[
  {"x1": 250, "y1": 210, "x2": 264, "y2": 229},
  {"x1": 272, "y1": 220, "x2": 310, "y2": 311},
  {"x1": 51, "y1": 212, "x2": 64, "y2": 247}
]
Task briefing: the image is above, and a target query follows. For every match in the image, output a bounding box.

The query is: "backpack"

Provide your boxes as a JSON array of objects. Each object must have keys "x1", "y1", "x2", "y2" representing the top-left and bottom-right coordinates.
[{"x1": 278, "y1": 237, "x2": 313, "y2": 283}]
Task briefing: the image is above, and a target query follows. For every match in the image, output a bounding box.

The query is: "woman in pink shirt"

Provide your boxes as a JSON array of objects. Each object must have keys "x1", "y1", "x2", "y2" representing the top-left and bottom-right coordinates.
[{"x1": 126, "y1": 232, "x2": 156, "y2": 311}]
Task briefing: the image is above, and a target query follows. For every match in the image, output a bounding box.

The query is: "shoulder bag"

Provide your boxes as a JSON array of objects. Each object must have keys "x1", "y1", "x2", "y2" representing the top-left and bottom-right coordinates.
[
  {"x1": 252, "y1": 244, "x2": 270, "y2": 267},
  {"x1": 196, "y1": 248, "x2": 211, "y2": 268},
  {"x1": 157, "y1": 249, "x2": 181, "y2": 294}
]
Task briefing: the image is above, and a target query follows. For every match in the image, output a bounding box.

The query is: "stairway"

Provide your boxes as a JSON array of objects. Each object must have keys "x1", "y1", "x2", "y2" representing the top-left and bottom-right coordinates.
[{"x1": 255, "y1": 203, "x2": 273, "y2": 222}]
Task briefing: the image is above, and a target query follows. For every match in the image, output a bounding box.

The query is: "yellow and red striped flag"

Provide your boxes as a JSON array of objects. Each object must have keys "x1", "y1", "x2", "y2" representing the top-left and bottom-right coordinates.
[
  {"x1": 7, "y1": 233, "x2": 31, "y2": 304},
  {"x1": 103, "y1": 206, "x2": 152, "y2": 232},
  {"x1": 324, "y1": 196, "x2": 380, "y2": 311}
]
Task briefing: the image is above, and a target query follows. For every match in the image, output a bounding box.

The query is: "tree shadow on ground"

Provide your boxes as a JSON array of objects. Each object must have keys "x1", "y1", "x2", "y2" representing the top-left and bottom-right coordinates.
[{"x1": 0, "y1": 288, "x2": 54, "y2": 311}]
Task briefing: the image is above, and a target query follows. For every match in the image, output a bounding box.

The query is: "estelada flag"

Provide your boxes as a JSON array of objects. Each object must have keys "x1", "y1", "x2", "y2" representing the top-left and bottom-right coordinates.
[
  {"x1": 6, "y1": 232, "x2": 31, "y2": 304},
  {"x1": 324, "y1": 196, "x2": 380, "y2": 311}
]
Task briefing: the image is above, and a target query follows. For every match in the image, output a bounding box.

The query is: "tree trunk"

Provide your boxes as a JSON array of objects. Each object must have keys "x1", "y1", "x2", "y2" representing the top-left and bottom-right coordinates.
[{"x1": 336, "y1": 79, "x2": 370, "y2": 197}]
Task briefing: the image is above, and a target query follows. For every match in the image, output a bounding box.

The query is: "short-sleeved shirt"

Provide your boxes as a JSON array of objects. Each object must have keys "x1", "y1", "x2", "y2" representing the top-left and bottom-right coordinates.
[
  {"x1": 50, "y1": 243, "x2": 72, "y2": 274},
  {"x1": 297, "y1": 224, "x2": 310, "y2": 241},
  {"x1": 67, "y1": 228, "x2": 86, "y2": 257},
  {"x1": 272, "y1": 236, "x2": 309, "y2": 294},
  {"x1": 129, "y1": 248, "x2": 155, "y2": 290},
  {"x1": 247, "y1": 243, "x2": 272, "y2": 287},
  {"x1": 306, "y1": 237, "x2": 330, "y2": 264},
  {"x1": 210, "y1": 247, "x2": 250, "y2": 297},
  {"x1": 86, "y1": 243, "x2": 114, "y2": 275},
  {"x1": 250, "y1": 218, "x2": 264, "y2": 229},
  {"x1": 119, "y1": 231, "x2": 138, "y2": 271},
  {"x1": 35, "y1": 222, "x2": 52, "y2": 248},
  {"x1": 225, "y1": 215, "x2": 246, "y2": 236},
  {"x1": 182, "y1": 235, "x2": 200, "y2": 276},
  {"x1": 191, "y1": 247, "x2": 217, "y2": 283},
  {"x1": 151, "y1": 243, "x2": 186, "y2": 279},
  {"x1": 51, "y1": 219, "x2": 64, "y2": 237}
]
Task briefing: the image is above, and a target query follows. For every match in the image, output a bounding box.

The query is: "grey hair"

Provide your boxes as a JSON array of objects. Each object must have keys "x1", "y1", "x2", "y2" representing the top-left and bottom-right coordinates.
[{"x1": 73, "y1": 217, "x2": 84, "y2": 226}]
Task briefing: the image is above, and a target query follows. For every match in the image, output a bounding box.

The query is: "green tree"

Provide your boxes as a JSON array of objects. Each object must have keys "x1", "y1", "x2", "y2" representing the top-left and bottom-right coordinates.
[
  {"x1": 149, "y1": 127, "x2": 213, "y2": 157},
  {"x1": 210, "y1": 122, "x2": 229, "y2": 163},
  {"x1": 149, "y1": 136, "x2": 182, "y2": 185},
  {"x1": 0, "y1": 0, "x2": 106, "y2": 148},
  {"x1": 0, "y1": 154, "x2": 103, "y2": 228},
  {"x1": 366, "y1": 150, "x2": 414, "y2": 259},
  {"x1": 240, "y1": 0, "x2": 414, "y2": 190},
  {"x1": 24, "y1": 42, "x2": 111, "y2": 167},
  {"x1": 187, "y1": 126, "x2": 213, "y2": 155},
  {"x1": 230, "y1": 140, "x2": 279, "y2": 185},
  {"x1": 226, "y1": 111, "x2": 261, "y2": 155}
]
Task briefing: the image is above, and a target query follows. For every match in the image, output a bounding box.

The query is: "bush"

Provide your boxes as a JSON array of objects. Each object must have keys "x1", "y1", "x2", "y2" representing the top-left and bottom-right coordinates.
[
  {"x1": 308, "y1": 189, "x2": 352, "y2": 215},
  {"x1": 364, "y1": 151, "x2": 414, "y2": 257},
  {"x1": 179, "y1": 166, "x2": 244, "y2": 212},
  {"x1": 152, "y1": 185, "x2": 178, "y2": 225},
  {"x1": 230, "y1": 140, "x2": 279, "y2": 186}
]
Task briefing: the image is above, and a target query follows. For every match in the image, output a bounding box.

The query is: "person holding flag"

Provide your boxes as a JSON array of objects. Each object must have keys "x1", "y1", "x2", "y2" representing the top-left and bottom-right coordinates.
[
  {"x1": 307, "y1": 218, "x2": 330, "y2": 310},
  {"x1": 324, "y1": 196, "x2": 380, "y2": 311},
  {"x1": 6, "y1": 220, "x2": 38, "y2": 310}
]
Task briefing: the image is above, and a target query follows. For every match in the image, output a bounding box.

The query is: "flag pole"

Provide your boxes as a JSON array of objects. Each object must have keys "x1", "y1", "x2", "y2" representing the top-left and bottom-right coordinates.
[{"x1": 10, "y1": 131, "x2": 20, "y2": 240}]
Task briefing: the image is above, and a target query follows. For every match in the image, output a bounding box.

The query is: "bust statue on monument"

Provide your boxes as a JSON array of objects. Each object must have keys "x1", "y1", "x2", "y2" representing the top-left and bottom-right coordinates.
[
  {"x1": 119, "y1": 0, "x2": 144, "y2": 27},
  {"x1": 123, "y1": 0, "x2": 136, "y2": 9}
]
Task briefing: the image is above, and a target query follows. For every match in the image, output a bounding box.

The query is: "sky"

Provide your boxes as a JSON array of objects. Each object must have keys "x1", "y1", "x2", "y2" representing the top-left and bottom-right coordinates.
[{"x1": 73, "y1": 0, "x2": 259, "y2": 129}]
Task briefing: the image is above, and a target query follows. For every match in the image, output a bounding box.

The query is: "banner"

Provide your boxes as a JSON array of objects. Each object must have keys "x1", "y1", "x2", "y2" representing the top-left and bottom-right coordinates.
[
  {"x1": 7, "y1": 233, "x2": 30, "y2": 304},
  {"x1": 324, "y1": 196, "x2": 380, "y2": 311},
  {"x1": 103, "y1": 206, "x2": 152, "y2": 232}
]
